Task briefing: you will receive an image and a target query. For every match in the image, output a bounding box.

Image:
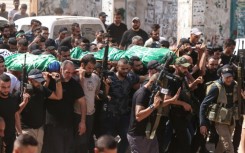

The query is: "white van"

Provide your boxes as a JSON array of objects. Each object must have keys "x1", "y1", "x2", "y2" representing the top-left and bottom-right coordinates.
[
  {"x1": 0, "y1": 16, "x2": 9, "y2": 27},
  {"x1": 14, "y1": 16, "x2": 106, "y2": 42}
]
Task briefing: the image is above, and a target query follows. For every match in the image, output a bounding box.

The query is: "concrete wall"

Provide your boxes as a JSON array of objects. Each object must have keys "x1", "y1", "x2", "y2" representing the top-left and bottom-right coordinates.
[
  {"x1": 37, "y1": 0, "x2": 102, "y2": 17},
  {"x1": 177, "y1": 0, "x2": 193, "y2": 41},
  {"x1": 33, "y1": 0, "x2": 235, "y2": 45},
  {"x1": 102, "y1": 0, "x2": 114, "y2": 24},
  {"x1": 178, "y1": 0, "x2": 231, "y2": 46},
  {"x1": 202, "y1": 0, "x2": 231, "y2": 46},
  {"x1": 124, "y1": 0, "x2": 178, "y2": 42},
  {"x1": 236, "y1": 0, "x2": 245, "y2": 38}
]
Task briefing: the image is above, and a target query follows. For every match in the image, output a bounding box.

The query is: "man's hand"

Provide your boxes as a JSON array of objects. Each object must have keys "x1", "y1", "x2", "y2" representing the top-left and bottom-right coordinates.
[
  {"x1": 196, "y1": 43, "x2": 206, "y2": 53},
  {"x1": 22, "y1": 92, "x2": 30, "y2": 104},
  {"x1": 77, "y1": 68, "x2": 86, "y2": 81},
  {"x1": 194, "y1": 76, "x2": 204, "y2": 84},
  {"x1": 182, "y1": 102, "x2": 192, "y2": 112},
  {"x1": 200, "y1": 126, "x2": 208, "y2": 138},
  {"x1": 103, "y1": 77, "x2": 111, "y2": 87},
  {"x1": 153, "y1": 91, "x2": 162, "y2": 109},
  {"x1": 78, "y1": 121, "x2": 86, "y2": 135},
  {"x1": 171, "y1": 87, "x2": 181, "y2": 104},
  {"x1": 50, "y1": 72, "x2": 61, "y2": 81},
  {"x1": 241, "y1": 89, "x2": 245, "y2": 99}
]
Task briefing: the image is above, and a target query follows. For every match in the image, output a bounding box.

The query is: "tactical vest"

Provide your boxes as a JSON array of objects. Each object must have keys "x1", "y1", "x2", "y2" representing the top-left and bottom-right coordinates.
[
  {"x1": 207, "y1": 81, "x2": 238, "y2": 125},
  {"x1": 214, "y1": 81, "x2": 237, "y2": 105}
]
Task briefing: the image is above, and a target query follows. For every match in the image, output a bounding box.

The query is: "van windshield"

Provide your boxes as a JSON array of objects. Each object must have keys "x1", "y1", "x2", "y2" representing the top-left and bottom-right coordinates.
[
  {"x1": 19, "y1": 25, "x2": 30, "y2": 32},
  {"x1": 80, "y1": 24, "x2": 104, "y2": 42},
  {"x1": 53, "y1": 24, "x2": 104, "y2": 42}
]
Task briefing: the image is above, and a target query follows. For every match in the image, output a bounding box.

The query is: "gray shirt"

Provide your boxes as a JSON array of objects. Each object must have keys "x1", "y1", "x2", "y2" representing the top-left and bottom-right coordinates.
[{"x1": 13, "y1": 12, "x2": 29, "y2": 21}]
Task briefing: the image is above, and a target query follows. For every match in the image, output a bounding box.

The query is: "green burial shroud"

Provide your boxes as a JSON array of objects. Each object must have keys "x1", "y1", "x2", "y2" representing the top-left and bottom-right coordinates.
[
  {"x1": 71, "y1": 45, "x2": 177, "y2": 65},
  {"x1": 5, "y1": 46, "x2": 176, "y2": 72},
  {"x1": 5, "y1": 53, "x2": 57, "y2": 73}
]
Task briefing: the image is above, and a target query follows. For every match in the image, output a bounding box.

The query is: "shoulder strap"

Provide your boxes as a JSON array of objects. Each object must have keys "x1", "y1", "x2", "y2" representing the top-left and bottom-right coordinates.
[
  {"x1": 149, "y1": 107, "x2": 163, "y2": 139},
  {"x1": 206, "y1": 81, "x2": 222, "y2": 95}
]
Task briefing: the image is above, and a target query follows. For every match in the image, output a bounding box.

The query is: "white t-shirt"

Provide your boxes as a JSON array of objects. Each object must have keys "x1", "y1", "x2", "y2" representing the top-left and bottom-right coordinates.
[
  {"x1": 74, "y1": 73, "x2": 100, "y2": 115},
  {"x1": 4, "y1": 72, "x2": 20, "y2": 93}
]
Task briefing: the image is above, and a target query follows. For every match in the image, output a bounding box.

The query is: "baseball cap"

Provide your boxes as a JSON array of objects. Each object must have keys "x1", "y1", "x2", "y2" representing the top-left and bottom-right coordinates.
[
  {"x1": 147, "y1": 60, "x2": 160, "y2": 70},
  {"x1": 99, "y1": 12, "x2": 107, "y2": 17},
  {"x1": 190, "y1": 27, "x2": 202, "y2": 35},
  {"x1": 221, "y1": 65, "x2": 234, "y2": 78},
  {"x1": 45, "y1": 38, "x2": 56, "y2": 50},
  {"x1": 175, "y1": 57, "x2": 191, "y2": 67},
  {"x1": 132, "y1": 17, "x2": 140, "y2": 22},
  {"x1": 28, "y1": 69, "x2": 45, "y2": 83}
]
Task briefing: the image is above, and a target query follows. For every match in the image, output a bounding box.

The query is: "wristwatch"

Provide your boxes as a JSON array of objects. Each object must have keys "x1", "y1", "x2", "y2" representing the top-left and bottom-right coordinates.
[{"x1": 149, "y1": 104, "x2": 155, "y2": 110}]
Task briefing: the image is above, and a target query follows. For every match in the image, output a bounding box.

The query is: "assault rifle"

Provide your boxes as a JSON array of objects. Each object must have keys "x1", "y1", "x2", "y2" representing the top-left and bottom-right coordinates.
[
  {"x1": 237, "y1": 41, "x2": 245, "y2": 116},
  {"x1": 20, "y1": 54, "x2": 27, "y2": 101},
  {"x1": 146, "y1": 55, "x2": 179, "y2": 139},
  {"x1": 99, "y1": 32, "x2": 112, "y2": 103},
  {"x1": 20, "y1": 54, "x2": 33, "y2": 100}
]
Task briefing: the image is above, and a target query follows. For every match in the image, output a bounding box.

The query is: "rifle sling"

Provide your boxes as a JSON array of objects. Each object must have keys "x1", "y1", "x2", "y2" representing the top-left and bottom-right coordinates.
[{"x1": 146, "y1": 106, "x2": 163, "y2": 139}]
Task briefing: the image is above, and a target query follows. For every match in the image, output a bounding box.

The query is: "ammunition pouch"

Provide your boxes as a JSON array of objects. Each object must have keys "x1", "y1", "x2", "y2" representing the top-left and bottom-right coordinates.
[{"x1": 207, "y1": 103, "x2": 237, "y2": 125}]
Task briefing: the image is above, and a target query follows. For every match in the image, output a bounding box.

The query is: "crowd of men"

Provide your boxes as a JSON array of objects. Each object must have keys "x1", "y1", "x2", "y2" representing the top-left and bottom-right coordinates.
[{"x1": 0, "y1": 1, "x2": 245, "y2": 153}]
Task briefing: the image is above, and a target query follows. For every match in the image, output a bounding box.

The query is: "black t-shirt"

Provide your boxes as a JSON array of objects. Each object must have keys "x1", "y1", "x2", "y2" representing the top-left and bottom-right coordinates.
[
  {"x1": 220, "y1": 53, "x2": 238, "y2": 66},
  {"x1": 21, "y1": 86, "x2": 52, "y2": 129},
  {"x1": 0, "y1": 94, "x2": 19, "y2": 139},
  {"x1": 220, "y1": 53, "x2": 231, "y2": 66},
  {"x1": 108, "y1": 73, "x2": 139, "y2": 115},
  {"x1": 167, "y1": 78, "x2": 192, "y2": 114},
  {"x1": 188, "y1": 39, "x2": 199, "y2": 65},
  {"x1": 128, "y1": 86, "x2": 156, "y2": 136},
  {"x1": 45, "y1": 78, "x2": 84, "y2": 127},
  {"x1": 187, "y1": 50, "x2": 198, "y2": 66},
  {"x1": 120, "y1": 29, "x2": 149, "y2": 49},
  {"x1": 194, "y1": 68, "x2": 219, "y2": 102},
  {"x1": 107, "y1": 23, "x2": 127, "y2": 45}
]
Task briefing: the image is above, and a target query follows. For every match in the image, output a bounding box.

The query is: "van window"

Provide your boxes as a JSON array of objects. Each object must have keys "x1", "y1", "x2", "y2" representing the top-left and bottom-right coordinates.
[
  {"x1": 53, "y1": 25, "x2": 72, "y2": 39},
  {"x1": 80, "y1": 24, "x2": 104, "y2": 42},
  {"x1": 53, "y1": 24, "x2": 104, "y2": 41},
  {"x1": 20, "y1": 25, "x2": 31, "y2": 32}
]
